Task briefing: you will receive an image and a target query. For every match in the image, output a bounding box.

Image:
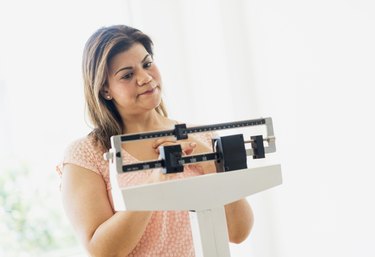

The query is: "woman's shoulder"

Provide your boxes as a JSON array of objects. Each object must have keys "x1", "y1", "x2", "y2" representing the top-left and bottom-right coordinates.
[
  {"x1": 65, "y1": 134, "x2": 105, "y2": 158},
  {"x1": 65, "y1": 134, "x2": 103, "y2": 156},
  {"x1": 63, "y1": 134, "x2": 107, "y2": 167},
  {"x1": 56, "y1": 134, "x2": 108, "y2": 177}
]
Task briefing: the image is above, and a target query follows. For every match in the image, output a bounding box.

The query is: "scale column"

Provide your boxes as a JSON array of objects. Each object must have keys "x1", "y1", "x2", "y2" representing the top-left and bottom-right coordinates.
[{"x1": 190, "y1": 206, "x2": 231, "y2": 257}]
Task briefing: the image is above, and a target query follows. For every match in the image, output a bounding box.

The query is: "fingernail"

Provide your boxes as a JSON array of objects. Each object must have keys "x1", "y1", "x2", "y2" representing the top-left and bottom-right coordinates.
[{"x1": 190, "y1": 142, "x2": 197, "y2": 147}]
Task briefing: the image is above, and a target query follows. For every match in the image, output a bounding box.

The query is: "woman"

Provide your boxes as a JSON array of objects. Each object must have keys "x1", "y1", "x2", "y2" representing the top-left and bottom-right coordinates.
[{"x1": 57, "y1": 25, "x2": 253, "y2": 257}]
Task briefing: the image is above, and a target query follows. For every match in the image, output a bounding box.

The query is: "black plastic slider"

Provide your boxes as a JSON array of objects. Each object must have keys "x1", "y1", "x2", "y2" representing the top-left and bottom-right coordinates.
[
  {"x1": 213, "y1": 134, "x2": 247, "y2": 172},
  {"x1": 251, "y1": 135, "x2": 265, "y2": 159},
  {"x1": 174, "y1": 124, "x2": 188, "y2": 140},
  {"x1": 159, "y1": 144, "x2": 184, "y2": 174}
]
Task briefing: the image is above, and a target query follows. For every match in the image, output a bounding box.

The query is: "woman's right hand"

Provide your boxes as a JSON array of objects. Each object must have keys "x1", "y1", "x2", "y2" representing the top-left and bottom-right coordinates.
[
  {"x1": 145, "y1": 138, "x2": 197, "y2": 184},
  {"x1": 152, "y1": 138, "x2": 197, "y2": 155}
]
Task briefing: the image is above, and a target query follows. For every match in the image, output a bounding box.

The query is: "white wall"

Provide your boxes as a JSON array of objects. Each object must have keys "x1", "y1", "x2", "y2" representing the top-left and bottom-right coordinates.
[
  {"x1": 243, "y1": 1, "x2": 375, "y2": 256},
  {"x1": 127, "y1": 1, "x2": 375, "y2": 256}
]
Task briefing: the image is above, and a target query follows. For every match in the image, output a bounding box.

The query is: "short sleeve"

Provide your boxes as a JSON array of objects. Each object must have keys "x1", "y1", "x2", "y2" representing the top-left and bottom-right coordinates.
[{"x1": 56, "y1": 136, "x2": 103, "y2": 177}]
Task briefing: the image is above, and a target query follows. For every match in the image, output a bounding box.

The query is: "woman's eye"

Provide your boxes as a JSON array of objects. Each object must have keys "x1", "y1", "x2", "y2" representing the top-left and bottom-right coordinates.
[
  {"x1": 122, "y1": 73, "x2": 133, "y2": 80},
  {"x1": 144, "y1": 62, "x2": 152, "y2": 68}
]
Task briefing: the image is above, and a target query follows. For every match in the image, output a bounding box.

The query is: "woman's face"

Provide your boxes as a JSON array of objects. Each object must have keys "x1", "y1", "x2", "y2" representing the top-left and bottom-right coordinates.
[{"x1": 105, "y1": 43, "x2": 162, "y2": 117}]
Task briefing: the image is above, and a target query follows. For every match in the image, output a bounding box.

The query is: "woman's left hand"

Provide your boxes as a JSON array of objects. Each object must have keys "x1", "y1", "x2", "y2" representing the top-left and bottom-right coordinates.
[{"x1": 152, "y1": 138, "x2": 197, "y2": 155}]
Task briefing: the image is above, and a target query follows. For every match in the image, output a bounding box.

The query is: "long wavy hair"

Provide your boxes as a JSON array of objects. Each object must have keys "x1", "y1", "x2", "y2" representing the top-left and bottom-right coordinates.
[{"x1": 82, "y1": 25, "x2": 168, "y2": 150}]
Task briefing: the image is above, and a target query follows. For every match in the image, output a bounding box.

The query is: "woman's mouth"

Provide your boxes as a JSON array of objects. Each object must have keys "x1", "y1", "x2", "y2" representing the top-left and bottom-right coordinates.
[{"x1": 140, "y1": 87, "x2": 158, "y2": 96}]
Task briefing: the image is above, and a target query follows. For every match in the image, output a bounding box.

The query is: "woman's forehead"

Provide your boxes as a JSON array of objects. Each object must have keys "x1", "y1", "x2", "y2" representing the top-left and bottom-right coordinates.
[{"x1": 109, "y1": 43, "x2": 149, "y2": 72}]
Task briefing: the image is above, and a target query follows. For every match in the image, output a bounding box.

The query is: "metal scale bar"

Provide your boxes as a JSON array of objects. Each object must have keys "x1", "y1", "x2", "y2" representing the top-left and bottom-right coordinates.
[
  {"x1": 105, "y1": 117, "x2": 276, "y2": 174},
  {"x1": 120, "y1": 118, "x2": 266, "y2": 142},
  {"x1": 122, "y1": 153, "x2": 219, "y2": 172}
]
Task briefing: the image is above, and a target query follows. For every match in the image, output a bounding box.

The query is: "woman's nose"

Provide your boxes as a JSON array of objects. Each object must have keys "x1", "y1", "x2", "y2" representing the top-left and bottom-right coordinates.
[{"x1": 136, "y1": 71, "x2": 152, "y2": 86}]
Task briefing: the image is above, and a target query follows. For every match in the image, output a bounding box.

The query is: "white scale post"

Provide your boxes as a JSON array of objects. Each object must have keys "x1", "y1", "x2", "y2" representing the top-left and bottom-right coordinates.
[{"x1": 104, "y1": 117, "x2": 282, "y2": 257}]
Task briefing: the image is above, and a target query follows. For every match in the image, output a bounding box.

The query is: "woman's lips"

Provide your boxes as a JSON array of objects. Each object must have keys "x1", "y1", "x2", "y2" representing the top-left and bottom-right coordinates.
[{"x1": 140, "y1": 87, "x2": 158, "y2": 95}]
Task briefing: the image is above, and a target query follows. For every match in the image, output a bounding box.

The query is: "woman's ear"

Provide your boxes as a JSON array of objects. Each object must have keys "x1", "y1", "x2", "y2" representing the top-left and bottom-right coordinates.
[{"x1": 100, "y1": 86, "x2": 112, "y2": 100}]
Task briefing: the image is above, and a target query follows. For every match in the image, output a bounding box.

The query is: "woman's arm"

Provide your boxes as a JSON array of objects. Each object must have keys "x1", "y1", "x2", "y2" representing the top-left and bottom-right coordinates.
[
  {"x1": 200, "y1": 158, "x2": 254, "y2": 243},
  {"x1": 61, "y1": 164, "x2": 153, "y2": 257},
  {"x1": 224, "y1": 199, "x2": 254, "y2": 244}
]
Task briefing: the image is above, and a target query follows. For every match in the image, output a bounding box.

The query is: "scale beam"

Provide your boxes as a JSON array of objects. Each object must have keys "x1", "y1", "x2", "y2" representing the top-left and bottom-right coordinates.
[
  {"x1": 104, "y1": 117, "x2": 276, "y2": 174},
  {"x1": 118, "y1": 118, "x2": 267, "y2": 142}
]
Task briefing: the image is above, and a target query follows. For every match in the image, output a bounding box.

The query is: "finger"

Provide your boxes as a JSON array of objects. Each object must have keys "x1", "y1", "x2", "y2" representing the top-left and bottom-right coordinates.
[
  {"x1": 155, "y1": 141, "x2": 195, "y2": 154},
  {"x1": 152, "y1": 138, "x2": 177, "y2": 148},
  {"x1": 154, "y1": 142, "x2": 178, "y2": 153},
  {"x1": 182, "y1": 142, "x2": 197, "y2": 155},
  {"x1": 155, "y1": 141, "x2": 197, "y2": 155},
  {"x1": 189, "y1": 142, "x2": 197, "y2": 148},
  {"x1": 183, "y1": 148, "x2": 194, "y2": 155}
]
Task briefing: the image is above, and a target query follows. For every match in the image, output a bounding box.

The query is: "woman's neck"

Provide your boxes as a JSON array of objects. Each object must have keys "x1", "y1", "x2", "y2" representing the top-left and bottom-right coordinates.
[{"x1": 122, "y1": 110, "x2": 172, "y2": 134}]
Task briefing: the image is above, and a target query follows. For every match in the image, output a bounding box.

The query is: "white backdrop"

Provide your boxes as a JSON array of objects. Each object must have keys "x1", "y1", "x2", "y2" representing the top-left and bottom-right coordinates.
[
  {"x1": 1, "y1": 0, "x2": 375, "y2": 256},
  {"x1": 126, "y1": 1, "x2": 375, "y2": 256}
]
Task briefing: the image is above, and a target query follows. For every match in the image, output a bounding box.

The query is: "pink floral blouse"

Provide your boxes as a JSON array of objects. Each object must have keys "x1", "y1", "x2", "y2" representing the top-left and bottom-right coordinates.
[{"x1": 56, "y1": 132, "x2": 214, "y2": 257}]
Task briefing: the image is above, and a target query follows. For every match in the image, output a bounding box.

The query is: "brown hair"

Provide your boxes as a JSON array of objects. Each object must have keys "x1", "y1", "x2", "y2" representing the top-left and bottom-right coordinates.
[{"x1": 82, "y1": 25, "x2": 168, "y2": 150}]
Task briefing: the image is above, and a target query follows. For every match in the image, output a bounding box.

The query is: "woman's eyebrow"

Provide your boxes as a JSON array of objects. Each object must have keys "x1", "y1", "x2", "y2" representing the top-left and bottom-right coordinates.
[
  {"x1": 141, "y1": 54, "x2": 150, "y2": 63},
  {"x1": 114, "y1": 54, "x2": 150, "y2": 75},
  {"x1": 114, "y1": 66, "x2": 132, "y2": 75}
]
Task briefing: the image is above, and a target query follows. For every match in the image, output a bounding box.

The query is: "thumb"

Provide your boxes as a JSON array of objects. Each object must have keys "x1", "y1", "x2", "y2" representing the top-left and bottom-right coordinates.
[{"x1": 183, "y1": 142, "x2": 196, "y2": 155}]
